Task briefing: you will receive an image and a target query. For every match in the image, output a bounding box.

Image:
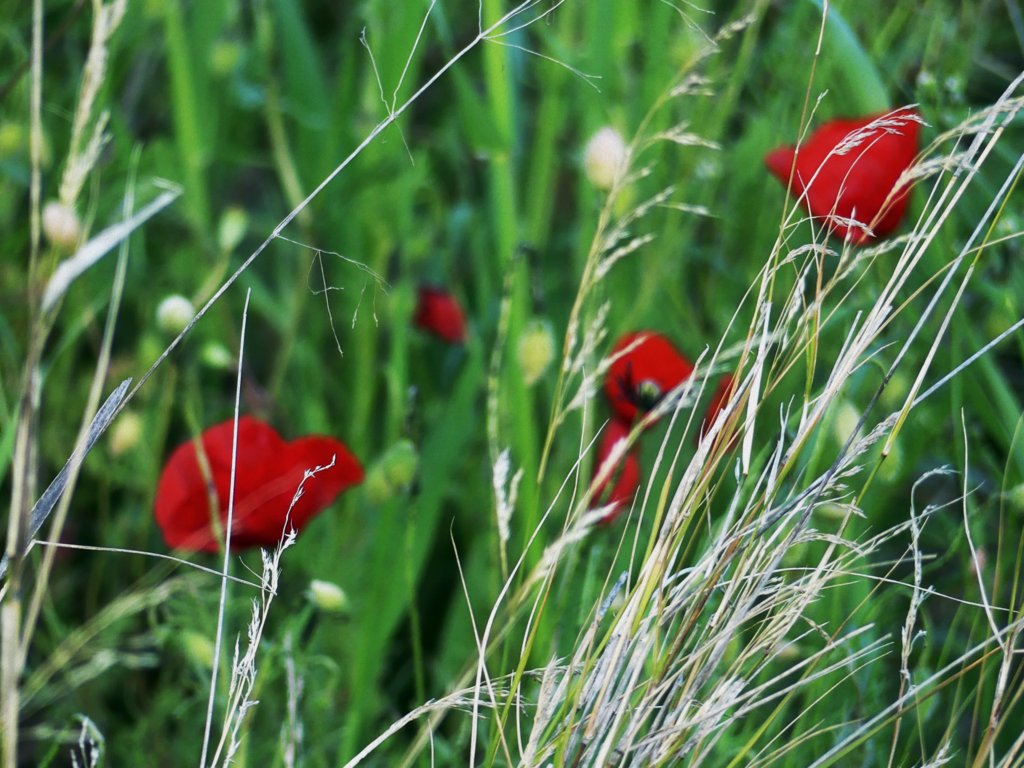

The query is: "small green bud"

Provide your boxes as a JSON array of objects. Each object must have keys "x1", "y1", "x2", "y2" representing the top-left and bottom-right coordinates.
[
  {"x1": 109, "y1": 411, "x2": 144, "y2": 456},
  {"x1": 200, "y1": 341, "x2": 235, "y2": 371},
  {"x1": 179, "y1": 630, "x2": 215, "y2": 669},
  {"x1": 364, "y1": 440, "x2": 420, "y2": 504},
  {"x1": 0, "y1": 122, "x2": 25, "y2": 158},
  {"x1": 209, "y1": 40, "x2": 242, "y2": 78},
  {"x1": 516, "y1": 319, "x2": 556, "y2": 387},
  {"x1": 217, "y1": 206, "x2": 248, "y2": 254},
  {"x1": 363, "y1": 465, "x2": 393, "y2": 505},
  {"x1": 832, "y1": 400, "x2": 862, "y2": 445},
  {"x1": 381, "y1": 439, "x2": 418, "y2": 490}
]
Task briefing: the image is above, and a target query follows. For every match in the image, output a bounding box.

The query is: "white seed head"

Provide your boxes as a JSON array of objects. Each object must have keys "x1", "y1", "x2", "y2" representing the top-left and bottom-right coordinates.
[
  {"x1": 156, "y1": 294, "x2": 195, "y2": 336},
  {"x1": 584, "y1": 127, "x2": 628, "y2": 190},
  {"x1": 307, "y1": 579, "x2": 349, "y2": 614},
  {"x1": 42, "y1": 200, "x2": 81, "y2": 250}
]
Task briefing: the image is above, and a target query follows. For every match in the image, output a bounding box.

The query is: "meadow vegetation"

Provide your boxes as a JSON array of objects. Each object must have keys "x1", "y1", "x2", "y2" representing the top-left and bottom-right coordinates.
[{"x1": 1, "y1": 0, "x2": 1024, "y2": 765}]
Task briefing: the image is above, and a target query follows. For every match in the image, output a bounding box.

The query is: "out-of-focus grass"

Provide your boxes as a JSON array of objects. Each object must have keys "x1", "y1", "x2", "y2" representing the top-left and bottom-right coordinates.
[{"x1": 1, "y1": 0, "x2": 1023, "y2": 765}]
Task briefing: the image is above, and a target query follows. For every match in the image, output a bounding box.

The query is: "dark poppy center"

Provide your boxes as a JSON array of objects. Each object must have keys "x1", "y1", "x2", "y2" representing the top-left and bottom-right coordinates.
[{"x1": 633, "y1": 379, "x2": 663, "y2": 411}]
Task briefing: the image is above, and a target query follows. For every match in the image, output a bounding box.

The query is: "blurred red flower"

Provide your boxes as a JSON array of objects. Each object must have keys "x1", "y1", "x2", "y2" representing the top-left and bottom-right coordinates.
[
  {"x1": 155, "y1": 416, "x2": 363, "y2": 552},
  {"x1": 591, "y1": 418, "x2": 641, "y2": 524},
  {"x1": 604, "y1": 331, "x2": 694, "y2": 424},
  {"x1": 765, "y1": 108, "x2": 921, "y2": 244},
  {"x1": 414, "y1": 285, "x2": 467, "y2": 344}
]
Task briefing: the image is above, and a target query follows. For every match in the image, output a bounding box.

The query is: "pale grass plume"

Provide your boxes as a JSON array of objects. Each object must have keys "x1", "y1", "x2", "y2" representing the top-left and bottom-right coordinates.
[{"x1": 59, "y1": 0, "x2": 126, "y2": 207}]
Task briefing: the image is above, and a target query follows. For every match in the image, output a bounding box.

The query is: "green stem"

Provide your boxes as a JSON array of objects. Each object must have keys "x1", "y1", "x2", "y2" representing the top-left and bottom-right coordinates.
[{"x1": 162, "y1": 0, "x2": 211, "y2": 232}]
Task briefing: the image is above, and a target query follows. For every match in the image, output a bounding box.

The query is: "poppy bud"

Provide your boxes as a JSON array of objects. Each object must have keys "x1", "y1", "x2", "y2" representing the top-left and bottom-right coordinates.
[
  {"x1": 364, "y1": 440, "x2": 420, "y2": 504},
  {"x1": 217, "y1": 206, "x2": 248, "y2": 253},
  {"x1": 179, "y1": 630, "x2": 215, "y2": 669},
  {"x1": 307, "y1": 579, "x2": 350, "y2": 615},
  {"x1": 583, "y1": 126, "x2": 628, "y2": 190},
  {"x1": 42, "y1": 200, "x2": 81, "y2": 250},
  {"x1": 364, "y1": 465, "x2": 394, "y2": 506},
  {"x1": 156, "y1": 294, "x2": 195, "y2": 336},
  {"x1": 0, "y1": 122, "x2": 25, "y2": 159},
  {"x1": 765, "y1": 108, "x2": 921, "y2": 244},
  {"x1": 200, "y1": 341, "x2": 235, "y2": 371},
  {"x1": 832, "y1": 400, "x2": 863, "y2": 445},
  {"x1": 209, "y1": 40, "x2": 242, "y2": 78},
  {"x1": 109, "y1": 411, "x2": 144, "y2": 456},
  {"x1": 414, "y1": 285, "x2": 467, "y2": 344},
  {"x1": 516, "y1": 319, "x2": 556, "y2": 386},
  {"x1": 382, "y1": 439, "x2": 419, "y2": 489}
]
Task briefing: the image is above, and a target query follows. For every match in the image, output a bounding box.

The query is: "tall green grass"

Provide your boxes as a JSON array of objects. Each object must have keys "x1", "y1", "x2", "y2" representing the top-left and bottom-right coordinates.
[{"x1": 1, "y1": 0, "x2": 1023, "y2": 765}]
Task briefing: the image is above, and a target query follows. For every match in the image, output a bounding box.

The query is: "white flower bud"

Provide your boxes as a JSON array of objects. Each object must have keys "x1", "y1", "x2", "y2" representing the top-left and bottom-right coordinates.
[
  {"x1": 42, "y1": 200, "x2": 81, "y2": 250},
  {"x1": 156, "y1": 294, "x2": 195, "y2": 336},
  {"x1": 307, "y1": 579, "x2": 349, "y2": 614},
  {"x1": 583, "y1": 127, "x2": 628, "y2": 190}
]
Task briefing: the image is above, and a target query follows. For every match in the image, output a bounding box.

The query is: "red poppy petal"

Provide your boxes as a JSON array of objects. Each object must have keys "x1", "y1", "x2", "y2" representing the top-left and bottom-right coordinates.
[
  {"x1": 155, "y1": 439, "x2": 219, "y2": 552},
  {"x1": 154, "y1": 418, "x2": 362, "y2": 552},
  {"x1": 591, "y1": 419, "x2": 642, "y2": 524},
  {"x1": 604, "y1": 331, "x2": 694, "y2": 424},
  {"x1": 414, "y1": 285, "x2": 467, "y2": 344},
  {"x1": 280, "y1": 436, "x2": 365, "y2": 531},
  {"x1": 155, "y1": 417, "x2": 287, "y2": 552},
  {"x1": 765, "y1": 109, "x2": 920, "y2": 244}
]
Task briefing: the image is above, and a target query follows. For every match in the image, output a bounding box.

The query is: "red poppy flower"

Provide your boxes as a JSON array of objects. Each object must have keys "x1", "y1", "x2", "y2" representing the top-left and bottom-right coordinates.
[
  {"x1": 414, "y1": 285, "x2": 467, "y2": 344},
  {"x1": 765, "y1": 108, "x2": 921, "y2": 244},
  {"x1": 155, "y1": 416, "x2": 364, "y2": 552},
  {"x1": 591, "y1": 418, "x2": 641, "y2": 524},
  {"x1": 604, "y1": 331, "x2": 695, "y2": 425},
  {"x1": 699, "y1": 373, "x2": 738, "y2": 443}
]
